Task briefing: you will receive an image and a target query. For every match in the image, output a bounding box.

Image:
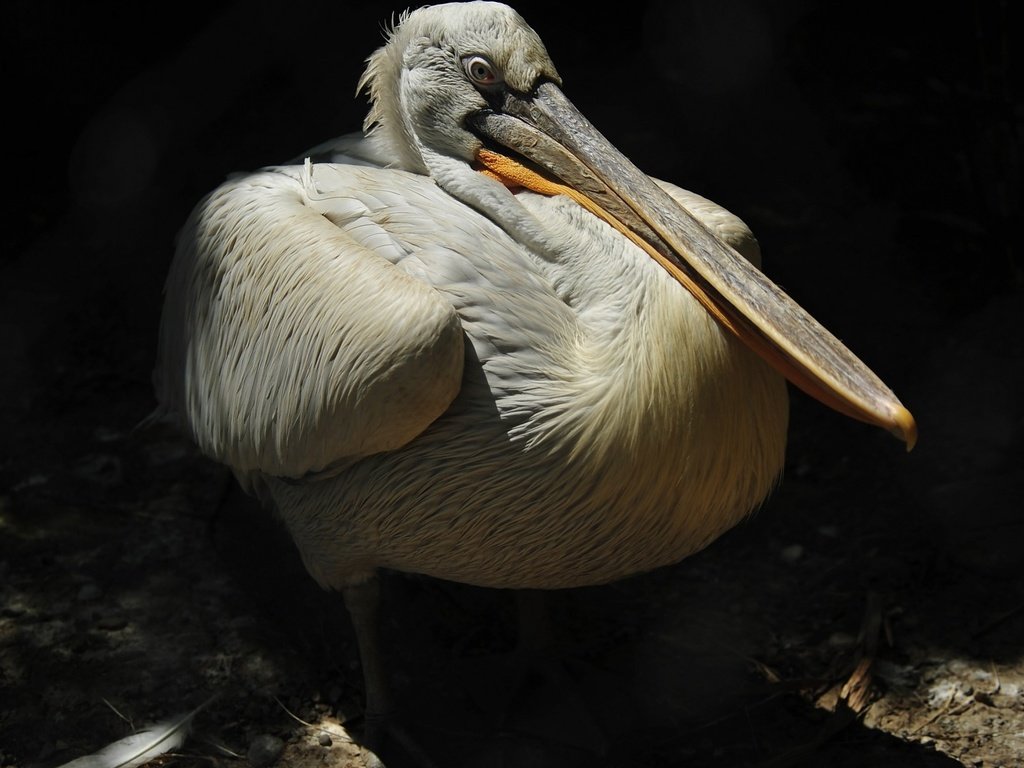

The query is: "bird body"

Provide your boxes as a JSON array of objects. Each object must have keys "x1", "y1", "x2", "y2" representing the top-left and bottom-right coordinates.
[
  {"x1": 155, "y1": 3, "x2": 914, "y2": 751},
  {"x1": 159, "y1": 156, "x2": 786, "y2": 590}
]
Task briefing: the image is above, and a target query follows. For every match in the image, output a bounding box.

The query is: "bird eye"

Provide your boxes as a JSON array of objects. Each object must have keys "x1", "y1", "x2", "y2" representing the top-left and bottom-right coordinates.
[{"x1": 462, "y1": 55, "x2": 502, "y2": 87}]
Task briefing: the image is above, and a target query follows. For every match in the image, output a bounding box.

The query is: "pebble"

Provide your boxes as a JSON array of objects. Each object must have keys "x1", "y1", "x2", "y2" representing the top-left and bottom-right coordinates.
[
  {"x1": 72, "y1": 454, "x2": 123, "y2": 487},
  {"x1": 93, "y1": 426, "x2": 122, "y2": 443},
  {"x1": 247, "y1": 734, "x2": 284, "y2": 768},
  {"x1": 1, "y1": 603, "x2": 26, "y2": 619},
  {"x1": 780, "y1": 543, "x2": 804, "y2": 563},
  {"x1": 827, "y1": 631, "x2": 857, "y2": 649},
  {"x1": 96, "y1": 614, "x2": 128, "y2": 631},
  {"x1": 36, "y1": 742, "x2": 56, "y2": 761},
  {"x1": 77, "y1": 583, "x2": 102, "y2": 602},
  {"x1": 144, "y1": 440, "x2": 190, "y2": 465},
  {"x1": 12, "y1": 474, "x2": 48, "y2": 491}
]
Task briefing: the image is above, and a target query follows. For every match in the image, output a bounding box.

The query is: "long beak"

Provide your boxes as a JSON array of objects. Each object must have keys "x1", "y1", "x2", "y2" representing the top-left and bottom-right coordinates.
[{"x1": 467, "y1": 82, "x2": 917, "y2": 450}]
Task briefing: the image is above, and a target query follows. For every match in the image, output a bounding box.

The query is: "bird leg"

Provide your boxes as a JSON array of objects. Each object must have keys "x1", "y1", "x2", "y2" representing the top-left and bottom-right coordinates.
[
  {"x1": 499, "y1": 589, "x2": 611, "y2": 756},
  {"x1": 342, "y1": 578, "x2": 391, "y2": 754},
  {"x1": 343, "y1": 578, "x2": 444, "y2": 768},
  {"x1": 515, "y1": 589, "x2": 553, "y2": 655}
]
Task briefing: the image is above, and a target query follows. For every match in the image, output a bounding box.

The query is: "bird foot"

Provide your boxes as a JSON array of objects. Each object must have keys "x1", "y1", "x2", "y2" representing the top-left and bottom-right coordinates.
[
  {"x1": 454, "y1": 646, "x2": 613, "y2": 759},
  {"x1": 356, "y1": 711, "x2": 443, "y2": 768}
]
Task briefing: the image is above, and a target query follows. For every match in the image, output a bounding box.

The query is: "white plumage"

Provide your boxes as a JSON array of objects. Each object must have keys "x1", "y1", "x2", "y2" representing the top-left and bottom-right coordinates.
[
  {"x1": 154, "y1": 1, "x2": 914, "y2": 755},
  {"x1": 159, "y1": 153, "x2": 786, "y2": 588}
]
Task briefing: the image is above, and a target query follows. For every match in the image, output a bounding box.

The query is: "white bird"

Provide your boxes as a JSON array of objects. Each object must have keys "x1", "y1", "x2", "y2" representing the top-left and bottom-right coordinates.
[{"x1": 154, "y1": 1, "x2": 915, "y2": 757}]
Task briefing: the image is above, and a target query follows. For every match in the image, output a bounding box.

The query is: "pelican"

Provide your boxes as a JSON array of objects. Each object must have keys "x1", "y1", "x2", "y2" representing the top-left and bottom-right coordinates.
[{"x1": 155, "y1": 1, "x2": 915, "y2": 758}]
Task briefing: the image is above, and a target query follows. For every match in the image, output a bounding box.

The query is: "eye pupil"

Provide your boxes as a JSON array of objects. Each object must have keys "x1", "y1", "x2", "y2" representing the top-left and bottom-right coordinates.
[{"x1": 464, "y1": 55, "x2": 500, "y2": 86}]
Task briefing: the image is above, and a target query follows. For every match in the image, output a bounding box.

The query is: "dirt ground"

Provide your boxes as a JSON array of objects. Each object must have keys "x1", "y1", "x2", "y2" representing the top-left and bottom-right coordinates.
[{"x1": 2, "y1": 2, "x2": 1021, "y2": 767}]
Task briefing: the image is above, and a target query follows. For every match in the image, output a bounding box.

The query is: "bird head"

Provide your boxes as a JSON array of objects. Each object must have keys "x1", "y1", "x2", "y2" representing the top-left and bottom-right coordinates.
[
  {"x1": 357, "y1": 2, "x2": 917, "y2": 449},
  {"x1": 359, "y1": 2, "x2": 560, "y2": 174}
]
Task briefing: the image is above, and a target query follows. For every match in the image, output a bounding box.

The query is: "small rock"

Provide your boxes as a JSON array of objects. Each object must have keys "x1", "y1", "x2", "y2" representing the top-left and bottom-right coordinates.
[
  {"x1": 1, "y1": 603, "x2": 26, "y2": 619},
  {"x1": 248, "y1": 734, "x2": 284, "y2": 768},
  {"x1": 318, "y1": 732, "x2": 333, "y2": 747},
  {"x1": 827, "y1": 632, "x2": 857, "y2": 649},
  {"x1": 780, "y1": 543, "x2": 804, "y2": 563},
  {"x1": 73, "y1": 454, "x2": 123, "y2": 487},
  {"x1": 36, "y1": 742, "x2": 56, "y2": 760},
  {"x1": 144, "y1": 440, "x2": 191, "y2": 465},
  {"x1": 96, "y1": 613, "x2": 128, "y2": 631},
  {"x1": 93, "y1": 426, "x2": 122, "y2": 443},
  {"x1": 77, "y1": 583, "x2": 102, "y2": 602},
  {"x1": 12, "y1": 474, "x2": 48, "y2": 491}
]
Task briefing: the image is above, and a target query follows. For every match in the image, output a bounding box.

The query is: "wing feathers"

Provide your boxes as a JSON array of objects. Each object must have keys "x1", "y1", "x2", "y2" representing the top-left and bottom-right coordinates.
[{"x1": 156, "y1": 168, "x2": 464, "y2": 477}]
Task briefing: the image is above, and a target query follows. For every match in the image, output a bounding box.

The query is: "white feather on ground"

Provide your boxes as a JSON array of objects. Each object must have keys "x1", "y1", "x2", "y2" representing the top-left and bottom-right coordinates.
[{"x1": 56, "y1": 703, "x2": 205, "y2": 768}]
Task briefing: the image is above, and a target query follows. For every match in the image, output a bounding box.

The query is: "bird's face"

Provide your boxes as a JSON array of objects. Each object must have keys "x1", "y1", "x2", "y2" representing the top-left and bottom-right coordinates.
[
  {"x1": 364, "y1": 2, "x2": 916, "y2": 448},
  {"x1": 361, "y1": 2, "x2": 559, "y2": 170}
]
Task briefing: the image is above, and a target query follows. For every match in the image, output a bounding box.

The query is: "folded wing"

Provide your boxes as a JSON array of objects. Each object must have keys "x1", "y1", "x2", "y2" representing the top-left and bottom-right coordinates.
[{"x1": 155, "y1": 164, "x2": 465, "y2": 479}]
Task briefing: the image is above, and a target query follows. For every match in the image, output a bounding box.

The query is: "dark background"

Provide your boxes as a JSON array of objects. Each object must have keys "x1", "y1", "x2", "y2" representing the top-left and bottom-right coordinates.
[
  {"x1": 3, "y1": 0, "x2": 1019, "y2": 438},
  {"x1": 2, "y1": 1, "x2": 1021, "y2": 766}
]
